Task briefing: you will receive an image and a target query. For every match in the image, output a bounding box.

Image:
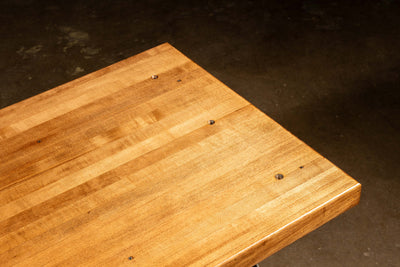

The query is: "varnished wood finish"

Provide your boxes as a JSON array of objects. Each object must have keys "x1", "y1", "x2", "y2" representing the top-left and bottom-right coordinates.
[{"x1": 0, "y1": 43, "x2": 361, "y2": 266}]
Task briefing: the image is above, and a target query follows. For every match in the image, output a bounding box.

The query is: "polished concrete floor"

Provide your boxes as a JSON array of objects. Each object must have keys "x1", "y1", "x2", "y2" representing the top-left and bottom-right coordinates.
[{"x1": 1, "y1": 0, "x2": 399, "y2": 266}]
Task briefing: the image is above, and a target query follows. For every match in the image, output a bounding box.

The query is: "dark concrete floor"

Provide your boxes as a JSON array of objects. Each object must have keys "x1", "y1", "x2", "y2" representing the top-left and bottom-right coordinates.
[{"x1": 1, "y1": 0, "x2": 399, "y2": 266}]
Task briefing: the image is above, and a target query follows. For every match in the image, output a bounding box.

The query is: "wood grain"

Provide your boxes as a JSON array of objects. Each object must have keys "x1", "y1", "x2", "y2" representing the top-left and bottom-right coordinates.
[{"x1": 0, "y1": 43, "x2": 361, "y2": 266}]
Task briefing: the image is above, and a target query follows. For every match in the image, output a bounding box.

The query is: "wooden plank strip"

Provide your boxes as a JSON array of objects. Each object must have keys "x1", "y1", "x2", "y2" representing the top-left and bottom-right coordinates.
[
  {"x1": 0, "y1": 44, "x2": 172, "y2": 131},
  {"x1": 0, "y1": 68, "x2": 234, "y2": 192}
]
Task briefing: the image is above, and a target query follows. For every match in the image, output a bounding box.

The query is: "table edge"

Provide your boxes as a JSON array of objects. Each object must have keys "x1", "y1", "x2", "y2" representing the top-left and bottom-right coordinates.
[{"x1": 217, "y1": 183, "x2": 361, "y2": 266}]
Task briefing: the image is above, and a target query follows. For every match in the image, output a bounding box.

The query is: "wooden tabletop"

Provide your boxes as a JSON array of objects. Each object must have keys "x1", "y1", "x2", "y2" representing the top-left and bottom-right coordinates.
[{"x1": 0, "y1": 43, "x2": 361, "y2": 266}]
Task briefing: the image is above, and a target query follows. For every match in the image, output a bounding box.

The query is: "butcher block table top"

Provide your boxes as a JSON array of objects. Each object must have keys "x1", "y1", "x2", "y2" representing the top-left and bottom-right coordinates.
[{"x1": 0, "y1": 43, "x2": 361, "y2": 266}]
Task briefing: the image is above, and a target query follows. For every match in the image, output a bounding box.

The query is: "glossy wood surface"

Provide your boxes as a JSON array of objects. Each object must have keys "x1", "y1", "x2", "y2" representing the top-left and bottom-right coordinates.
[{"x1": 0, "y1": 43, "x2": 361, "y2": 266}]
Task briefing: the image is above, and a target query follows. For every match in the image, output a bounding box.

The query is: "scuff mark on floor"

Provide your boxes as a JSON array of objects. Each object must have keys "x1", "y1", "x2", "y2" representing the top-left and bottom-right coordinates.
[
  {"x1": 58, "y1": 26, "x2": 90, "y2": 52},
  {"x1": 16, "y1": 45, "x2": 43, "y2": 59},
  {"x1": 81, "y1": 46, "x2": 101, "y2": 58},
  {"x1": 69, "y1": 66, "x2": 85, "y2": 76}
]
